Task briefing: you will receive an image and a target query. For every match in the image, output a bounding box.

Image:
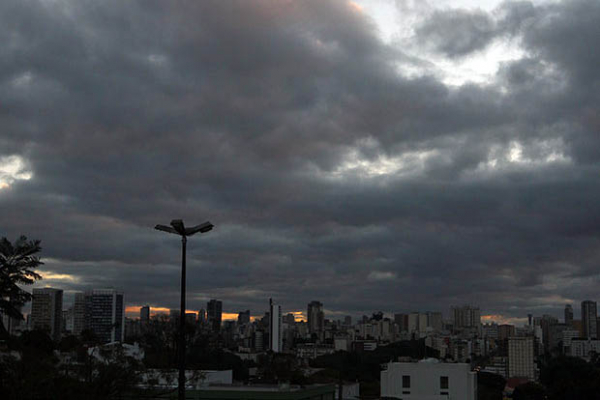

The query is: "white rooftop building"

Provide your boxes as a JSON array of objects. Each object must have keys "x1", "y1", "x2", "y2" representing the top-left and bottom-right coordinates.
[{"x1": 381, "y1": 359, "x2": 476, "y2": 400}]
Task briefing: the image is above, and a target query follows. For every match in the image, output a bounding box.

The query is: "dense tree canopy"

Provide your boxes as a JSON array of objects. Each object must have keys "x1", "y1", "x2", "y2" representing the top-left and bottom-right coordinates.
[{"x1": 0, "y1": 236, "x2": 43, "y2": 337}]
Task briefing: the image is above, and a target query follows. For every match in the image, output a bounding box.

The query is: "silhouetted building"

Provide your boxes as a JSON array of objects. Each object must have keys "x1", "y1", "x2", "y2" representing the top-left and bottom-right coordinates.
[
  {"x1": 269, "y1": 299, "x2": 282, "y2": 352},
  {"x1": 84, "y1": 289, "x2": 125, "y2": 343},
  {"x1": 565, "y1": 304, "x2": 573, "y2": 325},
  {"x1": 185, "y1": 312, "x2": 197, "y2": 324},
  {"x1": 498, "y1": 324, "x2": 516, "y2": 341},
  {"x1": 394, "y1": 313, "x2": 408, "y2": 332},
  {"x1": 427, "y1": 311, "x2": 443, "y2": 331},
  {"x1": 238, "y1": 310, "x2": 250, "y2": 325},
  {"x1": 169, "y1": 309, "x2": 180, "y2": 323},
  {"x1": 582, "y1": 300, "x2": 597, "y2": 339},
  {"x1": 140, "y1": 305, "x2": 150, "y2": 323},
  {"x1": 284, "y1": 313, "x2": 296, "y2": 325},
  {"x1": 307, "y1": 301, "x2": 324, "y2": 335},
  {"x1": 31, "y1": 288, "x2": 63, "y2": 341},
  {"x1": 207, "y1": 299, "x2": 222, "y2": 331},
  {"x1": 451, "y1": 305, "x2": 481, "y2": 329},
  {"x1": 73, "y1": 292, "x2": 86, "y2": 335}
]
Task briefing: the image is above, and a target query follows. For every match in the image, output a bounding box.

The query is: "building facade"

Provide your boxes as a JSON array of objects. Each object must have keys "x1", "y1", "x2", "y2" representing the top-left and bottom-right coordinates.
[
  {"x1": 85, "y1": 289, "x2": 125, "y2": 343},
  {"x1": 207, "y1": 299, "x2": 222, "y2": 331},
  {"x1": 31, "y1": 288, "x2": 63, "y2": 341},
  {"x1": 269, "y1": 299, "x2": 282, "y2": 352},
  {"x1": 381, "y1": 359, "x2": 477, "y2": 400},
  {"x1": 508, "y1": 337, "x2": 535, "y2": 381},
  {"x1": 237, "y1": 310, "x2": 250, "y2": 325},
  {"x1": 72, "y1": 292, "x2": 86, "y2": 336},
  {"x1": 567, "y1": 338, "x2": 600, "y2": 361},
  {"x1": 452, "y1": 305, "x2": 481, "y2": 329},
  {"x1": 307, "y1": 301, "x2": 324, "y2": 335},
  {"x1": 581, "y1": 300, "x2": 597, "y2": 339},
  {"x1": 140, "y1": 305, "x2": 150, "y2": 323},
  {"x1": 565, "y1": 304, "x2": 574, "y2": 325}
]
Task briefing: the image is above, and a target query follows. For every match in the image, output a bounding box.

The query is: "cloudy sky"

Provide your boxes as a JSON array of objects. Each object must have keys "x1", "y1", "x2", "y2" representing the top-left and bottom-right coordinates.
[{"x1": 2, "y1": 0, "x2": 599, "y2": 324}]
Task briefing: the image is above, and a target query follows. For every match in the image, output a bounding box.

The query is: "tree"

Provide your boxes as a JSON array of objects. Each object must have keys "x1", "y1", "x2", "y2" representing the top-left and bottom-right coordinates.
[
  {"x1": 0, "y1": 236, "x2": 43, "y2": 337},
  {"x1": 512, "y1": 382, "x2": 548, "y2": 400},
  {"x1": 541, "y1": 356, "x2": 600, "y2": 400}
]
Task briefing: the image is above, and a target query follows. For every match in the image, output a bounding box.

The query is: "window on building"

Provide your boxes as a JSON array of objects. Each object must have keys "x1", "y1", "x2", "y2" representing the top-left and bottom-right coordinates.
[
  {"x1": 402, "y1": 375, "x2": 411, "y2": 388},
  {"x1": 440, "y1": 376, "x2": 449, "y2": 389}
]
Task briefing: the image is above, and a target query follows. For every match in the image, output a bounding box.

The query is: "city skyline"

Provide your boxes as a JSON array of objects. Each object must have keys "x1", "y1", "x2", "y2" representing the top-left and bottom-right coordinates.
[
  {"x1": 3, "y1": 0, "x2": 600, "y2": 323},
  {"x1": 23, "y1": 284, "x2": 600, "y2": 328}
]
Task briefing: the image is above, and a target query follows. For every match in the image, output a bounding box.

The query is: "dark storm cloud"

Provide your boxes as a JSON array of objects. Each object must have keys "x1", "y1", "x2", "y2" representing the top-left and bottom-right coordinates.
[{"x1": 1, "y1": 0, "x2": 600, "y2": 321}]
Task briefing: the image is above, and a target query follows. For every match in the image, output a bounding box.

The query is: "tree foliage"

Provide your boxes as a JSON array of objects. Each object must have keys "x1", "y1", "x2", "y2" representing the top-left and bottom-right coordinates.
[
  {"x1": 540, "y1": 356, "x2": 600, "y2": 400},
  {"x1": 0, "y1": 236, "x2": 43, "y2": 336},
  {"x1": 512, "y1": 382, "x2": 548, "y2": 400}
]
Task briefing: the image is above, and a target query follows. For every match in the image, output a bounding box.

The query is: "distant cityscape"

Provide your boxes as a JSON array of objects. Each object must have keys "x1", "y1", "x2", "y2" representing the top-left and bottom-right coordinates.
[{"x1": 6, "y1": 287, "x2": 600, "y2": 379}]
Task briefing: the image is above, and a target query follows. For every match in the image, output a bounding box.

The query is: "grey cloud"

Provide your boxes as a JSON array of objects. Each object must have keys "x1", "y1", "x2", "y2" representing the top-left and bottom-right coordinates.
[
  {"x1": 1, "y1": 0, "x2": 600, "y2": 321},
  {"x1": 415, "y1": 9, "x2": 497, "y2": 58}
]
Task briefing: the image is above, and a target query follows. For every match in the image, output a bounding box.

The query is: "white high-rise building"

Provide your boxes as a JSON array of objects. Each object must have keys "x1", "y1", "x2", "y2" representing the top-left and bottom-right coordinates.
[
  {"x1": 31, "y1": 288, "x2": 63, "y2": 341},
  {"x1": 84, "y1": 289, "x2": 124, "y2": 343},
  {"x1": 269, "y1": 299, "x2": 282, "y2": 352},
  {"x1": 508, "y1": 337, "x2": 535, "y2": 380}
]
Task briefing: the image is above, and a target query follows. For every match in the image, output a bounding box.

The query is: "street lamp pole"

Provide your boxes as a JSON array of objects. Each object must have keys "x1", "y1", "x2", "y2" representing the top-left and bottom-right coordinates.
[
  {"x1": 179, "y1": 235, "x2": 187, "y2": 400},
  {"x1": 155, "y1": 219, "x2": 214, "y2": 400}
]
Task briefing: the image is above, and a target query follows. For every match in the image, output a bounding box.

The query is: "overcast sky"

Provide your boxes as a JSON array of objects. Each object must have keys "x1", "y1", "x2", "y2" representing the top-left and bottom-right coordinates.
[{"x1": 2, "y1": 0, "x2": 599, "y2": 324}]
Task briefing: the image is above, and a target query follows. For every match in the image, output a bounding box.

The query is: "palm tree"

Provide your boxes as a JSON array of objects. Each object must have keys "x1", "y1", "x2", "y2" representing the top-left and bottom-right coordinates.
[{"x1": 0, "y1": 236, "x2": 43, "y2": 337}]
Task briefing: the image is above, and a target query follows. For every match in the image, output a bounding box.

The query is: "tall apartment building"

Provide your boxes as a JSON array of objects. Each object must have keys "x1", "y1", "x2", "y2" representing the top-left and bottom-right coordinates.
[
  {"x1": 72, "y1": 292, "x2": 86, "y2": 336},
  {"x1": 565, "y1": 304, "x2": 574, "y2": 325},
  {"x1": 307, "y1": 301, "x2": 324, "y2": 335},
  {"x1": 269, "y1": 299, "x2": 282, "y2": 352},
  {"x1": 394, "y1": 313, "x2": 409, "y2": 332},
  {"x1": 452, "y1": 305, "x2": 481, "y2": 329},
  {"x1": 207, "y1": 299, "x2": 222, "y2": 331},
  {"x1": 508, "y1": 337, "x2": 535, "y2": 380},
  {"x1": 427, "y1": 312, "x2": 443, "y2": 331},
  {"x1": 498, "y1": 324, "x2": 516, "y2": 341},
  {"x1": 581, "y1": 300, "x2": 597, "y2": 339},
  {"x1": 84, "y1": 289, "x2": 124, "y2": 343},
  {"x1": 31, "y1": 288, "x2": 63, "y2": 341}
]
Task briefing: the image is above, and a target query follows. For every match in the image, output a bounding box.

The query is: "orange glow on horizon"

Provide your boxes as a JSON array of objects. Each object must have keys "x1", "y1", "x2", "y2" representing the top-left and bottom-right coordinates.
[
  {"x1": 125, "y1": 306, "x2": 308, "y2": 322},
  {"x1": 222, "y1": 312, "x2": 238, "y2": 321},
  {"x1": 290, "y1": 311, "x2": 306, "y2": 322},
  {"x1": 482, "y1": 314, "x2": 528, "y2": 325},
  {"x1": 126, "y1": 306, "x2": 198, "y2": 316}
]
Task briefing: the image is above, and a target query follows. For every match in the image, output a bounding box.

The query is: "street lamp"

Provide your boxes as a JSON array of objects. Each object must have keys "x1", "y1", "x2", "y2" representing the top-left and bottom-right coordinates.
[{"x1": 155, "y1": 219, "x2": 214, "y2": 400}]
